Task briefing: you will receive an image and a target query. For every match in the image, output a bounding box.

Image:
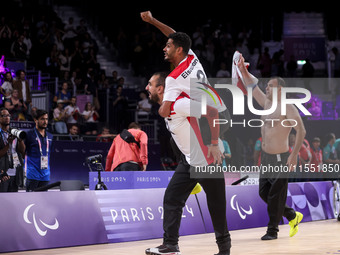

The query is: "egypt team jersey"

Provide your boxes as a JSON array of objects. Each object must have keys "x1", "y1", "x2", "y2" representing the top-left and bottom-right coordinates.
[
  {"x1": 166, "y1": 96, "x2": 224, "y2": 167},
  {"x1": 163, "y1": 49, "x2": 227, "y2": 113}
]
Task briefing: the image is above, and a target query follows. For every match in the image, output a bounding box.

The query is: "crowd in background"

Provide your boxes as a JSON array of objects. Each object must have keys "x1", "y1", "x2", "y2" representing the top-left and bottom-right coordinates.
[{"x1": 0, "y1": 2, "x2": 339, "y2": 174}]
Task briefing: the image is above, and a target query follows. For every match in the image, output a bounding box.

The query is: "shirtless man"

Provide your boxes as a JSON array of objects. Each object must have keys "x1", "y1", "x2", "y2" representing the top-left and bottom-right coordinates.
[{"x1": 237, "y1": 55, "x2": 305, "y2": 240}]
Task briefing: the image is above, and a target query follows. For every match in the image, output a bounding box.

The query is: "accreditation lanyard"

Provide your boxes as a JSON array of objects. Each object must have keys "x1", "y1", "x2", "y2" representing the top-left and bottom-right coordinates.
[{"x1": 34, "y1": 129, "x2": 49, "y2": 169}]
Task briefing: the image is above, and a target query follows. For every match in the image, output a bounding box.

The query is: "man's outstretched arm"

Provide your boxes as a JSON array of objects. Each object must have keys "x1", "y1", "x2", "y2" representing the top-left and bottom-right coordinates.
[
  {"x1": 140, "y1": 11, "x2": 175, "y2": 37},
  {"x1": 237, "y1": 55, "x2": 266, "y2": 108}
]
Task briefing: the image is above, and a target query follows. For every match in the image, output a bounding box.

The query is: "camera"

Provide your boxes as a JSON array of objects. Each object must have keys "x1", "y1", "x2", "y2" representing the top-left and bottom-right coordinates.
[
  {"x1": 85, "y1": 154, "x2": 102, "y2": 164},
  {"x1": 9, "y1": 128, "x2": 26, "y2": 140}
]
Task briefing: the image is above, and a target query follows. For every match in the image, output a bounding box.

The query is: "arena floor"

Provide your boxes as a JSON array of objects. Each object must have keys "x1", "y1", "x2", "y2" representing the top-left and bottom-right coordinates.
[{"x1": 11, "y1": 219, "x2": 340, "y2": 255}]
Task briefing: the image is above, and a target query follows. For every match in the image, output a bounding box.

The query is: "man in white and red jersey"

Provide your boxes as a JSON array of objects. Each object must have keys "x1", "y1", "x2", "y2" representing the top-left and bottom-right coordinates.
[
  {"x1": 140, "y1": 11, "x2": 230, "y2": 145},
  {"x1": 145, "y1": 72, "x2": 231, "y2": 255}
]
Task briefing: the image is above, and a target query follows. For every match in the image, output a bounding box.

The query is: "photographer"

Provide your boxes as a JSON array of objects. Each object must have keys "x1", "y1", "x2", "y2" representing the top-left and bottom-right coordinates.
[
  {"x1": 25, "y1": 109, "x2": 53, "y2": 192},
  {"x1": 0, "y1": 107, "x2": 25, "y2": 192},
  {"x1": 105, "y1": 122, "x2": 148, "y2": 171}
]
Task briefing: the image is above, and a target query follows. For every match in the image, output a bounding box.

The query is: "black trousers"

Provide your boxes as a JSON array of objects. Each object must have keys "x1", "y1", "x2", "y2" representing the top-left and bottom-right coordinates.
[
  {"x1": 0, "y1": 175, "x2": 18, "y2": 192},
  {"x1": 114, "y1": 162, "x2": 141, "y2": 171},
  {"x1": 163, "y1": 154, "x2": 231, "y2": 252},
  {"x1": 259, "y1": 151, "x2": 296, "y2": 234}
]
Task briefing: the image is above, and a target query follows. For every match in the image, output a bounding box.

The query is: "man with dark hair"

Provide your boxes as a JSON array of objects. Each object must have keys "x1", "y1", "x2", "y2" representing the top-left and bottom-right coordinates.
[
  {"x1": 141, "y1": 11, "x2": 231, "y2": 255},
  {"x1": 0, "y1": 107, "x2": 25, "y2": 192},
  {"x1": 146, "y1": 72, "x2": 230, "y2": 255},
  {"x1": 25, "y1": 109, "x2": 53, "y2": 191},
  {"x1": 167, "y1": 32, "x2": 191, "y2": 56},
  {"x1": 140, "y1": 11, "x2": 229, "y2": 126},
  {"x1": 12, "y1": 70, "x2": 31, "y2": 108}
]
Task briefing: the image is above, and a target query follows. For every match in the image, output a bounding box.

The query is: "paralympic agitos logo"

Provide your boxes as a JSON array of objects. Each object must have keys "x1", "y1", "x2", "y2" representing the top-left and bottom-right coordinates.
[{"x1": 199, "y1": 84, "x2": 311, "y2": 128}]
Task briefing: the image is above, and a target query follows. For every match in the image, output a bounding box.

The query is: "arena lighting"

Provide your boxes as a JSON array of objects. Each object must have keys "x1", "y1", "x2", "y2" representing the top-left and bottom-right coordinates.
[{"x1": 297, "y1": 60, "x2": 306, "y2": 65}]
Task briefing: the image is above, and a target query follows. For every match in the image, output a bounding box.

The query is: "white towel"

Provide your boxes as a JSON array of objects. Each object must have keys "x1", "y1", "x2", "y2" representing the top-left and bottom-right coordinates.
[{"x1": 232, "y1": 51, "x2": 258, "y2": 95}]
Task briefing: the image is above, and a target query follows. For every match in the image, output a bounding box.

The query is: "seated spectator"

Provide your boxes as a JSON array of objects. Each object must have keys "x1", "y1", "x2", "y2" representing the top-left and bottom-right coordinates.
[
  {"x1": 136, "y1": 91, "x2": 152, "y2": 119},
  {"x1": 82, "y1": 102, "x2": 99, "y2": 135},
  {"x1": 67, "y1": 124, "x2": 82, "y2": 141},
  {"x1": 53, "y1": 100, "x2": 68, "y2": 134},
  {"x1": 96, "y1": 126, "x2": 116, "y2": 142},
  {"x1": 53, "y1": 81, "x2": 72, "y2": 106},
  {"x1": 64, "y1": 96, "x2": 80, "y2": 126},
  {"x1": 4, "y1": 89, "x2": 27, "y2": 121}
]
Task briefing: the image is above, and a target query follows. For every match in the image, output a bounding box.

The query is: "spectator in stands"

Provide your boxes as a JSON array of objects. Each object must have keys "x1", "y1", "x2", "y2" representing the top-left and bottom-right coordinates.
[
  {"x1": 11, "y1": 34, "x2": 28, "y2": 60},
  {"x1": 58, "y1": 48, "x2": 73, "y2": 77},
  {"x1": 286, "y1": 54, "x2": 298, "y2": 77},
  {"x1": 82, "y1": 102, "x2": 99, "y2": 135},
  {"x1": 84, "y1": 47, "x2": 98, "y2": 71},
  {"x1": 0, "y1": 107, "x2": 25, "y2": 192},
  {"x1": 0, "y1": 24, "x2": 12, "y2": 57},
  {"x1": 117, "y1": 77, "x2": 126, "y2": 88},
  {"x1": 35, "y1": 24, "x2": 51, "y2": 70},
  {"x1": 105, "y1": 122, "x2": 148, "y2": 171},
  {"x1": 62, "y1": 17, "x2": 77, "y2": 48},
  {"x1": 335, "y1": 138, "x2": 340, "y2": 160},
  {"x1": 254, "y1": 137, "x2": 262, "y2": 166},
  {"x1": 0, "y1": 71, "x2": 13, "y2": 99},
  {"x1": 53, "y1": 81, "x2": 72, "y2": 106},
  {"x1": 76, "y1": 18, "x2": 88, "y2": 39},
  {"x1": 310, "y1": 137, "x2": 322, "y2": 171},
  {"x1": 67, "y1": 124, "x2": 82, "y2": 141},
  {"x1": 302, "y1": 58, "x2": 315, "y2": 92},
  {"x1": 323, "y1": 133, "x2": 340, "y2": 165},
  {"x1": 22, "y1": 30, "x2": 32, "y2": 59},
  {"x1": 299, "y1": 138, "x2": 312, "y2": 169},
  {"x1": 97, "y1": 72, "x2": 109, "y2": 89},
  {"x1": 45, "y1": 43, "x2": 60, "y2": 77},
  {"x1": 221, "y1": 133, "x2": 231, "y2": 167},
  {"x1": 111, "y1": 85, "x2": 128, "y2": 133},
  {"x1": 271, "y1": 50, "x2": 285, "y2": 77},
  {"x1": 109, "y1": 70, "x2": 119, "y2": 89},
  {"x1": 13, "y1": 70, "x2": 32, "y2": 110},
  {"x1": 136, "y1": 91, "x2": 152, "y2": 119},
  {"x1": 4, "y1": 89, "x2": 27, "y2": 121},
  {"x1": 216, "y1": 62, "x2": 231, "y2": 78},
  {"x1": 84, "y1": 67, "x2": 98, "y2": 96},
  {"x1": 332, "y1": 47, "x2": 340, "y2": 77},
  {"x1": 70, "y1": 39, "x2": 84, "y2": 71},
  {"x1": 96, "y1": 126, "x2": 116, "y2": 143},
  {"x1": 257, "y1": 47, "x2": 271, "y2": 77},
  {"x1": 307, "y1": 99, "x2": 321, "y2": 120},
  {"x1": 53, "y1": 100, "x2": 68, "y2": 134},
  {"x1": 64, "y1": 96, "x2": 80, "y2": 126}
]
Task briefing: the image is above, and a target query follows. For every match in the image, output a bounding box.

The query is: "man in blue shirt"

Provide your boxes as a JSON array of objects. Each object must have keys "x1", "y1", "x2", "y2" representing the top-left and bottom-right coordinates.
[{"x1": 25, "y1": 109, "x2": 53, "y2": 191}]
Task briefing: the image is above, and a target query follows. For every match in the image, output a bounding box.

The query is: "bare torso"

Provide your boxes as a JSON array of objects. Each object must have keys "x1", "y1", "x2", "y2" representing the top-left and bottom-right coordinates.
[{"x1": 261, "y1": 100, "x2": 292, "y2": 154}]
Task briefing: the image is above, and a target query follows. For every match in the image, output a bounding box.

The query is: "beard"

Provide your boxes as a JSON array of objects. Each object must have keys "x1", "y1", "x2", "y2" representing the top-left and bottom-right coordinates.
[
  {"x1": 149, "y1": 93, "x2": 160, "y2": 104},
  {"x1": 38, "y1": 124, "x2": 47, "y2": 129}
]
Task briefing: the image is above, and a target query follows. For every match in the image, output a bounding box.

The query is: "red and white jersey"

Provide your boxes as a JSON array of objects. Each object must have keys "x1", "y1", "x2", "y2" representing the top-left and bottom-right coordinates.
[
  {"x1": 166, "y1": 95, "x2": 224, "y2": 167},
  {"x1": 163, "y1": 49, "x2": 226, "y2": 113}
]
